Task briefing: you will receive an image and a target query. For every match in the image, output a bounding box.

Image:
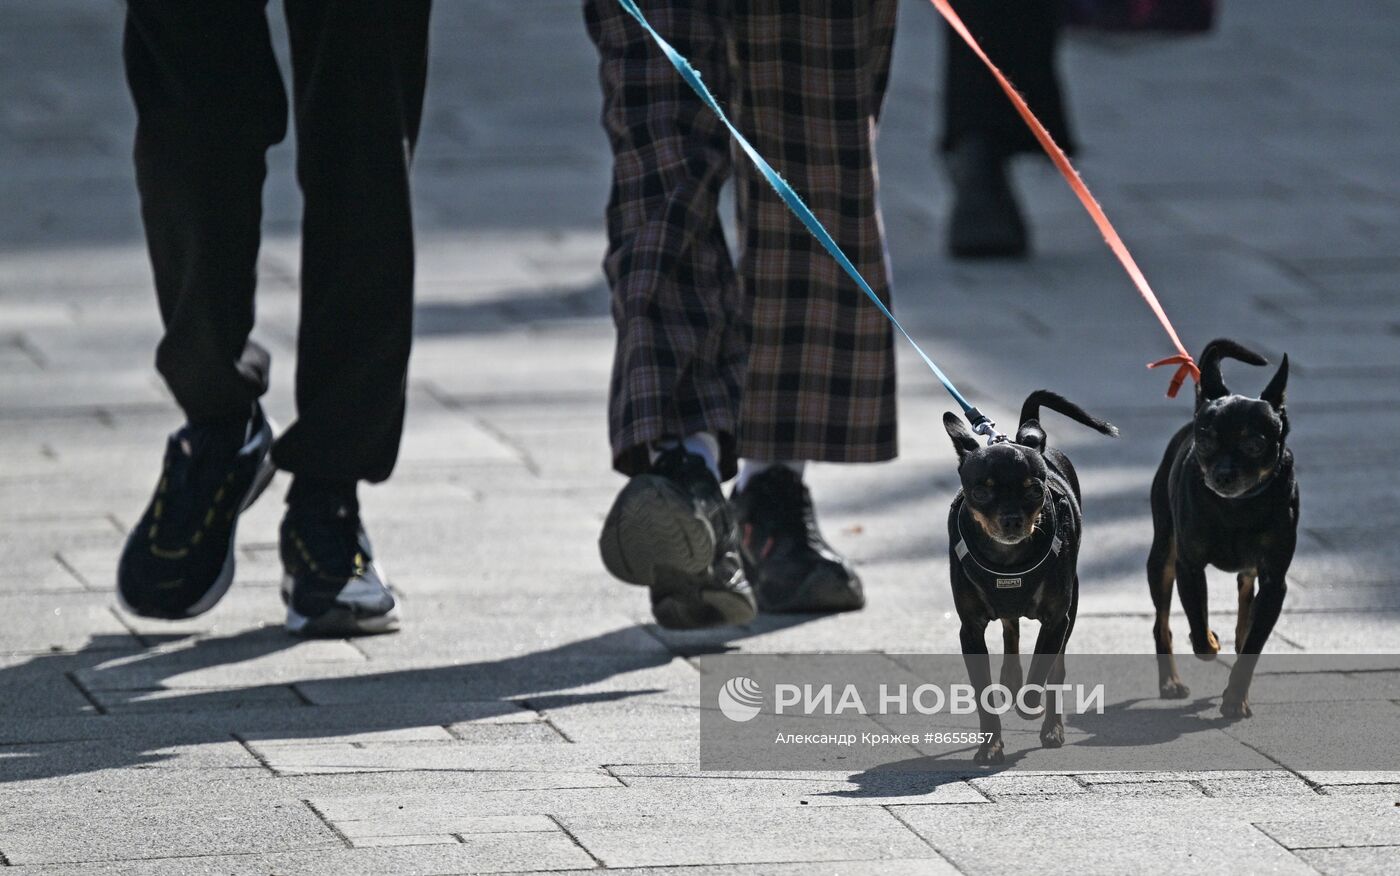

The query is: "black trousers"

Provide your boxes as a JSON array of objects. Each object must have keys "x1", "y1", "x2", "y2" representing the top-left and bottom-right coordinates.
[
  {"x1": 941, "y1": 0, "x2": 1074, "y2": 155},
  {"x1": 123, "y1": 0, "x2": 431, "y2": 483}
]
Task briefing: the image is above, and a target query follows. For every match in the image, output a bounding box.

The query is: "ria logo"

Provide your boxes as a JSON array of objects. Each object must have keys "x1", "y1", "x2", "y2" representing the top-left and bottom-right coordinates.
[{"x1": 717, "y1": 676, "x2": 763, "y2": 722}]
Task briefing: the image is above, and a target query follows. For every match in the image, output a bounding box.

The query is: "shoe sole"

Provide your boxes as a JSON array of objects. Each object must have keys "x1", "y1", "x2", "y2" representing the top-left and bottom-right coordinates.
[
  {"x1": 116, "y1": 448, "x2": 278, "y2": 621},
  {"x1": 652, "y1": 577, "x2": 758, "y2": 630},
  {"x1": 283, "y1": 574, "x2": 402, "y2": 637},
  {"x1": 599, "y1": 475, "x2": 715, "y2": 588}
]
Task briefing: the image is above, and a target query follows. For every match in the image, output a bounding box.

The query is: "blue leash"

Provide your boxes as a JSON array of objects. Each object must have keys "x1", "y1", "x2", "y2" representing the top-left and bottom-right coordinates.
[{"x1": 614, "y1": 0, "x2": 1002, "y2": 441}]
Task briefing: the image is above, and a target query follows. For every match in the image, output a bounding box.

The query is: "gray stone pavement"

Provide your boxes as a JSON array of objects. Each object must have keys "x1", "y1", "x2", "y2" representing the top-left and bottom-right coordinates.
[{"x1": 2, "y1": 0, "x2": 1399, "y2": 872}]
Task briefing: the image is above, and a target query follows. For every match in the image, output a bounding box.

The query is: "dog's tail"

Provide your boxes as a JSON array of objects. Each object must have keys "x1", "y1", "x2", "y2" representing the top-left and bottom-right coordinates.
[
  {"x1": 1019, "y1": 391, "x2": 1119, "y2": 438},
  {"x1": 1198, "y1": 338, "x2": 1268, "y2": 401}
]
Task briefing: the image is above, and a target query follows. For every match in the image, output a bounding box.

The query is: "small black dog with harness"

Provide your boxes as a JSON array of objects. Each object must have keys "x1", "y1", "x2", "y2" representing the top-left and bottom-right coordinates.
[{"x1": 943, "y1": 391, "x2": 1117, "y2": 764}]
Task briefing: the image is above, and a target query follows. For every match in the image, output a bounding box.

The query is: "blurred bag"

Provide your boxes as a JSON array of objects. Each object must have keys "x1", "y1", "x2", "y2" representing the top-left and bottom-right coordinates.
[{"x1": 1063, "y1": 0, "x2": 1216, "y2": 33}]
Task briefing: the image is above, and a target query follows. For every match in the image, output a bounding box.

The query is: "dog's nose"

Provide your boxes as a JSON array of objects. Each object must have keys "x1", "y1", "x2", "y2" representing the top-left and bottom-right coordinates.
[{"x1": 998, "y1": 513, "x2": 1024, "y2": 532}]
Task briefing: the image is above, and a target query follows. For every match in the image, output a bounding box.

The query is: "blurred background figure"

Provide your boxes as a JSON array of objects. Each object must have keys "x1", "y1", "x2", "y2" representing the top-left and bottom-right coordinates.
[{"x1": 939, "y1": 0, "x2": 1074, "y2": 259}]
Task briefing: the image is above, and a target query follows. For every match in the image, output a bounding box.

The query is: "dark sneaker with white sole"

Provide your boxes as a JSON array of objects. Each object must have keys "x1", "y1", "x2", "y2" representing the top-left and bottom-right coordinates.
[
  {"x1": 730, "y1": 467, "x2": 865, "y2": 614},
  {"x1": 117, "y1": 404, "x2": 275, "y2": 619},
  {"x1": 599, "y1": 446, "x2": 757, "y2": 629},
  {"x1": 280, "y1": 496, "x2": 400, "y2": 636}
]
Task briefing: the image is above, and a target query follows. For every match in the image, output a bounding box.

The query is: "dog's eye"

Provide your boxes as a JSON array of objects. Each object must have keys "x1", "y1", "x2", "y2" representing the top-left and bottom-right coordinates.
[
  {"x1": 1025, "y1": 482, "x2": 1043, "y2": 500},
  {"x1": 969, "y1": 486, "x2": 994, "y2": 504},
  {"x1": 1241, "y1": 436, "x2": 1266, "y2": 457}
]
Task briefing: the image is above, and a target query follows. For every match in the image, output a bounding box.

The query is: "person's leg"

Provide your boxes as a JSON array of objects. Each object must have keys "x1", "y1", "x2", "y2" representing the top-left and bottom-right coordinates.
[
  {"x1": 117, "y1": 1, "x2": 285, "y2": 620},
  {"x1": 274, "y1": 0, "x2": 432, "y2": 636},
  {"x1": 940, "y1": 0, "x2": 1073, "y2": 258},
  {"x1": 273, "y1": 0, "x2": 431, "y2": 484},
  {"x1": 587, "y1": 0, "x2": 746, "y2": 482},
  {"x1": 125, "y1": 0, "x2": 285, "y2": 420},
  {"x1": 588, "y1": 0, "x2": 755, "y2": 629},
  {"x1": 729, "y1": 0, "x2": 899, "y2": 613}
]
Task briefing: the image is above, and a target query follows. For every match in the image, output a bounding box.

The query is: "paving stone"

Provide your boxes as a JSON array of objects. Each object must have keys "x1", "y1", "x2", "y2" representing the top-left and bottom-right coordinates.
[
  {"x1": 0, "y1": 834, "x2": 596, "y2": 874},
  {"x1": 1083, "y1": 780, "x2": 1204, "y2": 798},
  {"x1": 894, "y1": 798, "x2": 1377, "y2": 875},
  {"x1": 0, "y1": 796, "x2": 338, "y2": 866},
  {"x1": 555, "y1": 807, "x2": 938, "y2": 869},
  {"x1": 969, "y1": 774, "x2": 1086, "y2": 798},
  {"x1": 1255, "y1": 807, "x2": 1400, "y2": 849},
  {"x1": 1292, "y1": 847, "x2": 1400, "y2": 876}
]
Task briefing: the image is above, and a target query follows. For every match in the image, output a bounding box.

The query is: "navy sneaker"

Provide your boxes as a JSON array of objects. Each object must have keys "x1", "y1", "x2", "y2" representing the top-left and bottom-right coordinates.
[
  {"x1": 280, "y1": 493, "x2": 399, "y2": 636},
  {"x1": 117, "y1": 404, "x2": 276, "y2": 619},
  {"x1": 599, "y1": 446, "x2": 757, "y2": 629}
]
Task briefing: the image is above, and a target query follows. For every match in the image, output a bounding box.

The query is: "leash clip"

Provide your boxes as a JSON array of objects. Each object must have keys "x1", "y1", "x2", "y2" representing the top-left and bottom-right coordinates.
[{"x1": 965, "y1": 407, "x2": 1008, "y2": 445}]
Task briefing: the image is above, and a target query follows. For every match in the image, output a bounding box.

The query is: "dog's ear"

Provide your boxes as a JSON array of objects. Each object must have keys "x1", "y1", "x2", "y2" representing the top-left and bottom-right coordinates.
[
  {"x1": 1198, "y1": 338, "x2": 1267, "y2": 405},
  {"x1": 943, "y1": 412, "x2": 979, "y2": 463},
  {"x1": 1016, "y1": 418, "x2": 1046, "y2": 452},
  {"x1": 1260, "y1": 353, "x2": 1288, "y2": 411}
]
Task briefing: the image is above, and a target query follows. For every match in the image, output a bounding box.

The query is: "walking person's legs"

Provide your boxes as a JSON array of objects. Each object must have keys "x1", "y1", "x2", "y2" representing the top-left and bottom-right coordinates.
[
  {"x1": 940, "y1": 0, "x2": 1073, "y2": 258},
  {"x1": 729, "y1": 0, "x2": 898, "y2": 614},
  {"x1": 118, "y1": 0, "x2": 432, "y2": 636},
  {"x1": 587, "y1": 0, "x2": 756, "y2": 630}
]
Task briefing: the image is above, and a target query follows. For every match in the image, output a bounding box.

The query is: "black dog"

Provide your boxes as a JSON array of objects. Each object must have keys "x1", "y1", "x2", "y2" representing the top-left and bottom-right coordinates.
[
  {"x1": 944, "y1": 391, "x2": 1118, "y2": 764},
  {"x1": 1148, "y1": 339, "x2": 1296, "y2": 719}
]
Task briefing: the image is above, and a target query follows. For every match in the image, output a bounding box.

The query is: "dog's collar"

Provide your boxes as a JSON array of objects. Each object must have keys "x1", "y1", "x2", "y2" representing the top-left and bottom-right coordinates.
[{"x1": 953, "y1": 493, "x2": 1064, "y2": 593}]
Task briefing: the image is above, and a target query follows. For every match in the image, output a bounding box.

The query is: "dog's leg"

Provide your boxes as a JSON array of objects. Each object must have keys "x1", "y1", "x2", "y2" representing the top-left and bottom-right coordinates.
[
  {"x1": 999, "y1": 618, "x2": 1024, "y2": 695},
  {"x1": 1235, "y1": 571, "x2": 1256, "y2": 654},
  {"x1": 1039, "y1": 651, "x2": 1066, "y2": 749},
  {"x1": 1175, "y1": 560, "x2": 1220, "y2": 660},
  {"x1": 1223, "y1": 563, "x2": 1290, "y2": 720},
  {"x1": 1025, "y1": 609, "x2": 1072, "y2": 715},
  {"x1": 961, "y1": 623, "x2": 1003, "y2": 765},
  {"x1": 1148, "y1": 536, "x2": 1189, "y2": 697}
]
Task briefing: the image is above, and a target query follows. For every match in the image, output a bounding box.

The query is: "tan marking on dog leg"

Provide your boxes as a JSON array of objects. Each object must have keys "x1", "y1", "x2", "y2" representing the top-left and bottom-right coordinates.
[
  {"x1": 1152, "y1": 539, "x2": 1188, "y2": 697},
  {"x1": 1236, "y1": 571, "x2": 1256, "y2": 654}
]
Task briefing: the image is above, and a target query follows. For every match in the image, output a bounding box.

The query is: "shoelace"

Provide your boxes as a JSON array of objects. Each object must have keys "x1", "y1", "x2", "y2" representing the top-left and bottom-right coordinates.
[
  {"x1": 287, "y1": 503, "x2": 369, "y2": 582},
  {"x1": 148, "y1": 425, "x2": 244, "y2": 554}
]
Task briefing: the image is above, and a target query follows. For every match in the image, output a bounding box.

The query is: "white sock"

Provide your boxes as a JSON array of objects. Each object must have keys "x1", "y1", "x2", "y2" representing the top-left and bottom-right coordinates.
[
  {"x1": 735, "y1": 459, "x2": 806, "y2": 493},
  {"x1": 650, "y1": 432, "x2": 721, "y2": 480}
]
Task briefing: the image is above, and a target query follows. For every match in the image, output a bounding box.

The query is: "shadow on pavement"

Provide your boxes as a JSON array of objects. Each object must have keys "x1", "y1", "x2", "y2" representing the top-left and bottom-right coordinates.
[{"x1": 0, "y1": 623, "x2": 674, "y2": 785}]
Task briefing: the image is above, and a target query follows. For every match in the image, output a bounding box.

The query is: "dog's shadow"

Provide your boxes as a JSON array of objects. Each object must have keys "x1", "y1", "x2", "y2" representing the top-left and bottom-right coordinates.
[
  {"x1": 827, "y1": 746, "x2": 1035, "y2": 798},
  {"x1": 829, "y1": 693, "x2": 1230, "y2": 799}
]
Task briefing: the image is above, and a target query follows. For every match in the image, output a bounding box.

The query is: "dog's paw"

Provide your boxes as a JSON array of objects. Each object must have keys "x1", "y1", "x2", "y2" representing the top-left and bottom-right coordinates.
[
  {"x1": 1040, "y1": 720, "x2": 1065, "y2": 749},
  {"x1": 974, "y1": 738, "x2": 1005, "y2": 765},
  {"x1": 1191, "y1": 629, "x2": 1221, "y2": 661},
  {"x1": 1220, "y1": 688, "x2": 1253, "y2": 720},
  {"x1": 1159, "y1": 678, "x2": 1191, "y2": 699}
]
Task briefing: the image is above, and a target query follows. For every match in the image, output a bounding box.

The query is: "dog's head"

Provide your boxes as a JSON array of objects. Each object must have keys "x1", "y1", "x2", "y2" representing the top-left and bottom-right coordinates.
[
  {"x1": 1192, "y1": 339, "x2": 1289, "y2": 498},
  {"x1": 944, "y1": 414, "x2": 1050, "y2": 546}
]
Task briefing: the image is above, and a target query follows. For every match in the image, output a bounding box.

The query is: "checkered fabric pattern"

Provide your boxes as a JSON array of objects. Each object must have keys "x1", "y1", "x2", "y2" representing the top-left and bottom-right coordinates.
[{"x1": 586, "y1": 0, "x2": 899, "y2": 479}]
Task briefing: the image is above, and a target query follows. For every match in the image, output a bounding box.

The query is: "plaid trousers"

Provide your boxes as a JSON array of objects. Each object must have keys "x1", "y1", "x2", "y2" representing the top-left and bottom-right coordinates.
[{"x1": 586, "y1": 0, "x2": 899, "y2": 479}]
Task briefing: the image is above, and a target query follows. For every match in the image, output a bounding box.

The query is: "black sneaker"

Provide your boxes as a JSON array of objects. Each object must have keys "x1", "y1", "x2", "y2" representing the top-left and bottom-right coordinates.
[
  {"x1": 280, "y1": 494, "x2": 400, "y2": 636},
  {"x1": 117, "y1": 404, "x2": 275, "y2": 619},
  {"x1": 730, "y1": 467, "x2": 865, "y2": 614},
  {"x1": 945, "y1": 134, "x2": 1029, "y2": 259},
  {"x1": 599, "y1": 447, "x2": 757, "y2": 629}
]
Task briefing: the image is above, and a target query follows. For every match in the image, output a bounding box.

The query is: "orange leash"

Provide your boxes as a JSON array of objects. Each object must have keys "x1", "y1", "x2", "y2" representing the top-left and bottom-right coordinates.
[{"x1": 929, "y1": 0, "x2": 1199, "y2": 397}]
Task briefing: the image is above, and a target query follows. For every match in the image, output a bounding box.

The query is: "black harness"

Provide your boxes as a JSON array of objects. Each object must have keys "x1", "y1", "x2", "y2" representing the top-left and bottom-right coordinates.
[{"x1": 953, "y1": 487, "x2": 1073, "y2": 604}]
